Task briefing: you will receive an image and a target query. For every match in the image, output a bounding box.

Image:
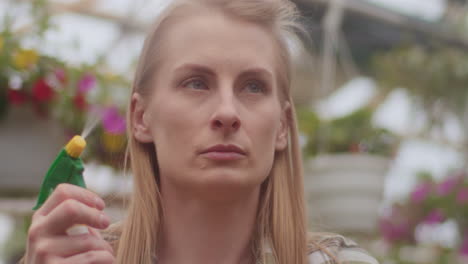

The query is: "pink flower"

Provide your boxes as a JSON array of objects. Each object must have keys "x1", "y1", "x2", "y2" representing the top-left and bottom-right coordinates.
[
  {"x1": 102, "y1": 107, "x2": 126, "y2": 134},
  {"x1": 411, "y1": 183, "x2": 432, "y2": 203},
  {"x1": 78, "y1": 73, "x2": 96, "y2": 93},
  {"x1": 379, "y1": 206, "x2": 414, "y2": 243},
  {"x1": 436, "y1": 176, "x2": 460, "y2": 196},
  {"x1": 457, "y1": 188, "x2": 468, "y2": 204},
  {"x1": 55, "y1": 68, "x2": 67, "y2": 84},
  {"x1": 423, "y1": 209, "x2": 445, "y2": 224},
  {"x1": 379, "y1": 218, "x2": 412, "y2": 243},
  {"x1": 460, "y1": 233, "x2": 468, "y2": 256}
]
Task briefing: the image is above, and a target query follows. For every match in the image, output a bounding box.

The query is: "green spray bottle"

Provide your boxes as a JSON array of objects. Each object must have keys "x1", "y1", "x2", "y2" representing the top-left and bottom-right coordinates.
[{"x1": 33, "y1": 135, "x2": 90, "y2": 235}]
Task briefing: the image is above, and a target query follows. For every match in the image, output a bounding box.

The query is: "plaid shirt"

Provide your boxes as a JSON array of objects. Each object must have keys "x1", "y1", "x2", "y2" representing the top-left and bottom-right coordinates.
[
  {"x1": 102, "y1": 228, "x2": 379, "y2": 264},
  {"x1": 306, "y1": 233, "x2": 379, "y2": 264}
]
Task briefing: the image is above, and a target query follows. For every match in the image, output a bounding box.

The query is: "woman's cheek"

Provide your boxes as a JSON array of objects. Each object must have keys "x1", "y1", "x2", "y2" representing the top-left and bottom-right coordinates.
[
  {"x1": 251, "y1": 113, "x2": 279, "y2": 154},
  {"x1": 159, "y1": 115, "x2": 194, "y2": 152},
  {"x1": 151, "y1": 95, "x2": 192, "y2": 134}
]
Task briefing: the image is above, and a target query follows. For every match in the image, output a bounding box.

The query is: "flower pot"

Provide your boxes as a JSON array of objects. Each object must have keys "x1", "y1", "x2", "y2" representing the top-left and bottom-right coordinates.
[
  {"x1": 0, "y1": 107, "x2": 67, "y2": 194},
  {"x1": 305, "y1": 153, "x2": 390, "y2": 235}
]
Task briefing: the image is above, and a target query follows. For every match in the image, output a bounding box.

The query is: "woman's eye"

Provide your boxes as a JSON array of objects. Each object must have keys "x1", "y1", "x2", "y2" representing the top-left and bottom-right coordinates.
[
  {"x1": 184, "y1": 79, "x2": 208, "y2": 90},
  {"x1": 245, "y1": 81, "x2": 265, "y2": 93}
]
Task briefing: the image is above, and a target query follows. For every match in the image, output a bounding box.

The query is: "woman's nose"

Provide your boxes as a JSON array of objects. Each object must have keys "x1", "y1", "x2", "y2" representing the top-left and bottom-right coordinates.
[{"x1": 210, "y1": 98, "x2": 241, "y2": 133}]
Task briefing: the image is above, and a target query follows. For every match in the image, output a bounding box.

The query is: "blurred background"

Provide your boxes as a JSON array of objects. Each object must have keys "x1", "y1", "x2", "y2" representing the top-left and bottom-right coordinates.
[{"x1": 0, "y1": 0, "x2": 468, "y2": 263}]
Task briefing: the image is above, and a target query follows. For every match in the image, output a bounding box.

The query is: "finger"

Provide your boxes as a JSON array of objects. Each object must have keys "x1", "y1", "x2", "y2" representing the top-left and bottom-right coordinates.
[
  {"x1": 36, "y1": 183, "x2": 105, "y2": 217},
  {"x1": 35, "y1": 235, "x2": 114, "y2": 258},
  {"x1": 89, "y1": 227, "x2": 104, "y2": 240},
  {"x1": 61, "y1": 250, "x2": 115, "y2": 264},
  {"x1": 42, "y1": 199, "x2": 110, "y2": 235}
]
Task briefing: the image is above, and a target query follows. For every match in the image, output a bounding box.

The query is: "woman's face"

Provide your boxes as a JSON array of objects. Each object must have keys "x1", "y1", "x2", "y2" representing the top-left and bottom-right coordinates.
[{"x1": 133, "y1": 11, "x2": 289, "y2": 199}]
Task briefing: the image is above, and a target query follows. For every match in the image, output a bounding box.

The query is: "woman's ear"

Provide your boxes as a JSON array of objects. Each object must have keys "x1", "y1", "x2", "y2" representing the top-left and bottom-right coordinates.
[
  {"x1": 275, "y1": 102, "x2": 290, "y2": 151},
  {"x1": 131, "y1": 93, "x2": 153, "y2": 143}
]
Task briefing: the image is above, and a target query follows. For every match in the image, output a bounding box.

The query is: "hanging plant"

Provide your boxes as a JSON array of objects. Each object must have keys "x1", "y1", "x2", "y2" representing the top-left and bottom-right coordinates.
[
  {"x1": 297, "y1": 106, "x2": 399, "y2": 157},
  {"x1": 0, "y1": 1, "x2": 131, "y2": 170},
  {"x1": 372, "y1": 45, "x2": 468, "y2": 132}
]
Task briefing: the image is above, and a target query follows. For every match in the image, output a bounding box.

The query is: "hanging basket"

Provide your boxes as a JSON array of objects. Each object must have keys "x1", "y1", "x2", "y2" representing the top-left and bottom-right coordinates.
[{"x1": 305, "y1": 153, "x2": 391, "y2": 235}]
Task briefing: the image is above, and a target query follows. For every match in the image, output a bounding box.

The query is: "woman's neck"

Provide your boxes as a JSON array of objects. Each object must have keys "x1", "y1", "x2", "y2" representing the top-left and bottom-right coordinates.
[{"x1": 157, "y1": 184, "x2": 260, "y2": 264}]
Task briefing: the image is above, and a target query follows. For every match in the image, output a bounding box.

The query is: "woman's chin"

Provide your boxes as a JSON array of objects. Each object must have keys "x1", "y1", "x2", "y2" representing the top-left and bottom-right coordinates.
[
  {"x1": 184, "y1": 170, "x2": 264, "y2": 202},
  {"x1": 200, "y1": 171, "x2": 256, "y2": 187}
]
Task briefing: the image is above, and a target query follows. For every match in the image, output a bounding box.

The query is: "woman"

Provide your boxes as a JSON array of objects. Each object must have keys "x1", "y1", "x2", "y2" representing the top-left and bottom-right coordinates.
[{"x1": 23, "y1": 0, "x2": 380, "y2": 263}]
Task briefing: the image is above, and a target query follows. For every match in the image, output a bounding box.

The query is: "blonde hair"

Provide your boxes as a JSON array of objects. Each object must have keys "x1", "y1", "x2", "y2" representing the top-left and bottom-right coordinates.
[{"x1": 115, "y1": 0, "x2": 311, "y2": 263}]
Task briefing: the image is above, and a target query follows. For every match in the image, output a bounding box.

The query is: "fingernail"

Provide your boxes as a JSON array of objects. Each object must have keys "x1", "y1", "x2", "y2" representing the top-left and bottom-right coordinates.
[
  {"x1": 100, "y1": 213, "x2": 110, "y2": 228},
  {"x1": 95, "y1": 197, "x2": 105, "y2": 210}
]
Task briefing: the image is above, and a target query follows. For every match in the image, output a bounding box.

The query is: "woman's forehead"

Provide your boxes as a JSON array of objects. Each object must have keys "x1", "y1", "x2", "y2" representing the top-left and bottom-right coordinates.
[{"x1": 156, "y1": 11, "x2": 279, "y2": 74}]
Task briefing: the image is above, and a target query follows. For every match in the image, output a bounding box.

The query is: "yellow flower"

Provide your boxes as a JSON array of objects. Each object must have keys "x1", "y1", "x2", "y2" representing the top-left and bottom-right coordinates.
[
  {"x1": 104, "y1": 72, "x2": 119, "y2": 82},
  {"x1": 13, "y1": 49, "x2": 39, "y2": 69},
  {"x1": 102, "y1": 131, "x2": 127, "y2": 153}
]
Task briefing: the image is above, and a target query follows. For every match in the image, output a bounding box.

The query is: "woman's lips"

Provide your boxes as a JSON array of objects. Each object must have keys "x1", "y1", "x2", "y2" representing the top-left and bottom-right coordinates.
[
  {"x1": 199, "y1": 144, "x2": 246, "y2": 161},
  {"x1": 200, "y1": 151, "x2": 245, "y2": 161}
]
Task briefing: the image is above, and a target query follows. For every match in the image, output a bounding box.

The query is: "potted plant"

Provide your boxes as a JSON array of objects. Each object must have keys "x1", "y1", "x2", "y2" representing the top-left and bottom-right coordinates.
[
  {"x1": 372, "y1": 45, "x2": 468, "y2": 158},
  {"x1": 297, "y1": 106, "x2": 398, "y2": 235},
  {"x1": 378, "y1": 170, "x2": 468, "y2": 264},
  {"x1": 0, "y1": 6, "x2": 130, "y2": 194}
]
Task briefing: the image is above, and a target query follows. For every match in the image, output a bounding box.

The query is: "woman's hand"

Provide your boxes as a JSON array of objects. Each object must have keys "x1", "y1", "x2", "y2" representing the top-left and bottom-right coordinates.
[{"x1": 23, "y1": 183, "x2": 115, "y2": 264}]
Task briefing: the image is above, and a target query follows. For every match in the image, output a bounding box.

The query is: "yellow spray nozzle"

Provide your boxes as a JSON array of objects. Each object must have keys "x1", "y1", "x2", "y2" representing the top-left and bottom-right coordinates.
[{"x1": 65, "y1": 135, "x2": 86, "y2": 158}]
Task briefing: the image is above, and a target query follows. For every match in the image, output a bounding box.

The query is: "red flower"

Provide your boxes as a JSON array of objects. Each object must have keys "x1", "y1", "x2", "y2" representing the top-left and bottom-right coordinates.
[
  {"x1": 7, "y1": 89, "x2": 28, "y2": 105},
  {"x1": 32, "y1": 78, "x2": 55, "y2": 102},
  {"x1": 73, "y1": 93, "x2": 87, "y2": 111},
  {"x1": 349, "y1": 143, "x2": 360, "y2": 153},
  {"x1": 32, "y1": 101, "x2": 48, "y2": 118}
]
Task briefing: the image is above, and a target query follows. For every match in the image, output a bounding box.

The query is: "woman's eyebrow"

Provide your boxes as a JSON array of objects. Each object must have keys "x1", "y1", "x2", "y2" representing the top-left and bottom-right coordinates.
[
  {"x1": 238, "y1": 68, "x2": 274, "y2": 81},
  {"x1": 173, "y1": 63, "x2": 274, "y2": 80},
  {"x1": 173, "y1": 63, "x2": 216, "y2": 76}
]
